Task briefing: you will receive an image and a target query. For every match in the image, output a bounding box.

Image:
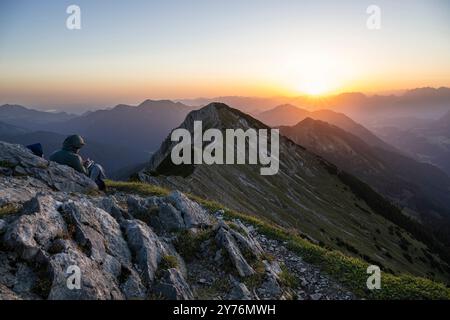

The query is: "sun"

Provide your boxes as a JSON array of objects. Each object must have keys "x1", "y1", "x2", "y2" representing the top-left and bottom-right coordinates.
[
  {"x1": 280, "y1": 51, "x2": 349, "y2": 97},
  {"x1": 300, "y1": 79, "x2": 332, "y2": 96}
]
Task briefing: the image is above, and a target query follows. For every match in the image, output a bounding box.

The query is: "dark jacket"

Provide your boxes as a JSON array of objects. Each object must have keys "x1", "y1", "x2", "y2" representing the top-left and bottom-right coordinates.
[{"x1": 49, "y1": 135, "x2": 87, "y2": 175}]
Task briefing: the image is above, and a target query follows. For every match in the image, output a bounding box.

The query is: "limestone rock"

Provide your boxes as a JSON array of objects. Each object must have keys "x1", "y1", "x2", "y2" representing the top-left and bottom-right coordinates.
[
  {"x1": 166, "y1": 191, "x2": 212, "y2": 229},
  {"x1": 119, "y1": 267, "x2": 147, "y2": 300},
  {"x1": 0, "y1": 284, "x2": 21, "y2": 300},
  {"x1": 0, "y1": 141, "x2": 97, "y2": 193},
  {"x1": 215, "y1": 224, "x2": 255, "y2": 277},
  {"x1": 47, "y1": 246, "x2": 124, "y2": 300},
  {"x1": 122, "y1": 219, "x2": 164, "y2": 285},
  {"x1": 60, "y1": 199, "x2": 132, "y2": 270},
  {"x1": 228, "y1": 277, "x2": 252, "y2": 300},
  {"x1": 153, "y1": 268, "x2": 193, "y2": 300},
  {"x1": 3, "y1": 195, "x2": 67, "y2": 261},
  {"x1": 159, "y1": 203, "x2": 185, "y2": 231}
]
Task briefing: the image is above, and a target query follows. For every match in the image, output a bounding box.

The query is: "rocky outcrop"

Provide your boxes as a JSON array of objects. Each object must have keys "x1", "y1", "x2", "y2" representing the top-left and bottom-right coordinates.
[
  {"x1": 166, "y1": 191, "x2": 212, "y2": 229},
  {"x1": 122, "y1": 219, "x2": 164, "y2": 285},
  {"x1": 126, "y1": 191, "x2": 212, "y2": 231},
  {"x1": 153, "y1": 268, "x2": 194, "y2": 300},
  {"x1": 0, "y1": 141, "x2": 97, "y2": 193},
  {"x1": 4, "y1": 195, "x2": 67, "y2": 261},
  {"x1": 215, "y1": 222, "x2": 255, "y2": 277},
  {"x1": 0, "y1": 141, "x2": 354, "y2": 300}
]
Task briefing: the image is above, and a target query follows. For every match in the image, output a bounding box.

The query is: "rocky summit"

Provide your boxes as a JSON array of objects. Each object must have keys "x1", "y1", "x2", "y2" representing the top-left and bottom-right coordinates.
[{"x1": 0, "y1": 141, "x2": 353, "y2": 300}]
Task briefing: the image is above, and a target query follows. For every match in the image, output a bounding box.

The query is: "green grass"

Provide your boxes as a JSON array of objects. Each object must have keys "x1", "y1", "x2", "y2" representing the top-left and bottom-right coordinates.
[
  {"x1": 105, "y1": 180, "x2": 450, "y2": 300},
  {"x1": 279, "y1": 264, "x2": 299, "y2": 288},
  {"x1": 174, "y1": 229, "x2": 213, "y2": 262},
  {"x1": 195, "y1": 277, "x2": 231, "y2": 299},
  {"x1": 160, "y1": 255, "x2": 179, "y2": 270},
  {"x1": 106, "y1": 180, "x2": 170, "y2": 197},
  {"x1": 242, "y1": 260, "x2": 266, "y2": 289}
]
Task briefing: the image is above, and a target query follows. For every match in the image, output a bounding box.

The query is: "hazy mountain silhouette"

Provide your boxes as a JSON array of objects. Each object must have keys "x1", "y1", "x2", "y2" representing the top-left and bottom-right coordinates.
[
  {"x1": 256, "y1": 104, "x2": 311, "y2": 126},
  {"x1": 373, "y1": 111, "x2": 450, "y2": 176},
  {"x1": 180, "y1": 87, "x2": 450, "y2": 125},
  {"x1": 0, "y1": 121, "x2": 29, "y2": 136},
  {"x1": 0, "y1": 104, "x2": 75, "y2": 130},
  {"x1": 256, "y1": 104, "x2": 393, "y2": 151},
  {"x1": 51, "y1": 100, "x2": 196, "y2": 153}
]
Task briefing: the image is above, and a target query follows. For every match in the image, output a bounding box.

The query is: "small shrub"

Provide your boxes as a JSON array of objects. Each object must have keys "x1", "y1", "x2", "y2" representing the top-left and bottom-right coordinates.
[
  {"x1": 174, "y1": 229, "x2": 213, "y2": 262},
  {"x1": 279, "y1": 265, "x2": 299, "y2": 288},
  {"x1": 242, "y1": 272, "x2": 265, "y2": 289},
  {"x1": 160, "y1": 255, "x2": 179, "y2": 270}
]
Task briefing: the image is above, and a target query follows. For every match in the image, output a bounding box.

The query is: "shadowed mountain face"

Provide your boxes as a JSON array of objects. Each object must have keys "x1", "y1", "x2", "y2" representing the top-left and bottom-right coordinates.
[
  {"x1": 0, "y1": 121, "x2": 29, "y2": 136},
  {"x1": 51, "y1": 100, "x2": 197, "y2": 153},
  {"x1": 279, "y1": 118, "x2": 450, "y2": 246},
  {"x1": 256, "y1": 104, "x2": 393, "y2": 151},
  {"x1": 139, "y1": 103, "x2": 450, "y2": 282}
]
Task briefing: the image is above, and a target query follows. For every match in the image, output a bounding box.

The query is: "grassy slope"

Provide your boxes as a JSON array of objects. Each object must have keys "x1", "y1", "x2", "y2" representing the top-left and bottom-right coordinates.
[
  {"x1": 142, "y1": 153, "x2": 450, "y2": 283},
  {"x1": 106, "y1": 180, "x2": 450, "y2": 300}
]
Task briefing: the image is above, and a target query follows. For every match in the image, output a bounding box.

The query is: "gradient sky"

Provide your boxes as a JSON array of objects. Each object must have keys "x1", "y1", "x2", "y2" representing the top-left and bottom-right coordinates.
[{"x1": 0, "y1": 0, "x2": 449, "y2": 111}]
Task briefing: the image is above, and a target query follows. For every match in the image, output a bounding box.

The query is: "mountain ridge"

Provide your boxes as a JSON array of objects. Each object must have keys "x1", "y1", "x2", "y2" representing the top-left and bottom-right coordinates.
[
  {"x1": 139, "y1": 103, "x2": 450, "y2": 283},
  {"x1": 256, "y1": 104, "x2": 394, "y2": 152}
]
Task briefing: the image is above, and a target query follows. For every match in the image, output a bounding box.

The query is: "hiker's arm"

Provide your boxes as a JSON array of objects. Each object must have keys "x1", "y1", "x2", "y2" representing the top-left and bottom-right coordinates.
[{"x1": 72, "y1": 155, "x2": 88, "y2": 175}]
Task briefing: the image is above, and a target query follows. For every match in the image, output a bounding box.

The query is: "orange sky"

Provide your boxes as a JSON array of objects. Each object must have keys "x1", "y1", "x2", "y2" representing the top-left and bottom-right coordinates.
[{"x1": 1, "y1": 1, "x2": 449, "y2": 110}]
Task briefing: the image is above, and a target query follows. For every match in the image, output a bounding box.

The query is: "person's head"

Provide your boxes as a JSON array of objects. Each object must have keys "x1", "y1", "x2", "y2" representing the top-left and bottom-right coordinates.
[{"x1": 62, "y1": 135, "x2": 85, "y2": 153}]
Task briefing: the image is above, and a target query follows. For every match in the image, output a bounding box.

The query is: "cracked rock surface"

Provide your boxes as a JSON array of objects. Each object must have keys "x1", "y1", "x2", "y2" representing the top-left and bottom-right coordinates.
[{"x1": 0, "y1": 141, "x2": 354, "y2": 300}]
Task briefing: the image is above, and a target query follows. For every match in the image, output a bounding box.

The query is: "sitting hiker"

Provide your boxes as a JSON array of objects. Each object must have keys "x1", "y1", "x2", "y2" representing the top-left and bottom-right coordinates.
[
  {"x1": 84, "y1": 158, "x2": 107, "y2": 191},
  {"x1": 49, "y1": 134, "x2": 88, "y2": 175}
]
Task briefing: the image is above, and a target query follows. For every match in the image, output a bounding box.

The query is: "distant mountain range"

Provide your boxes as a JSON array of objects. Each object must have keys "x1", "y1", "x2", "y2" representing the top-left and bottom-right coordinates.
[
  {"x1": 51, "y1": 100, "x2": 196, "y2": 152},
  {"x1": 139, "y1": 103, "x2": 450, "y2": 282},
  {"x1": 0, "y1": 104, "x2": 75, "y2": 130},
  {"x1": 180, "y1": 87, "x2": 450, "y2": 121},
  {"x1": 0, "y1": 100, "x2": 197, "y2": 177}
]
